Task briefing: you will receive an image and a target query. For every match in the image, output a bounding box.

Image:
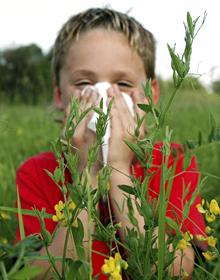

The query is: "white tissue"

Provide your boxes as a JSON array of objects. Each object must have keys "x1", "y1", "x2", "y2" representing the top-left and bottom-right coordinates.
[{"x1": 81, "y1": 82, "x2": 134, "y2": 165}]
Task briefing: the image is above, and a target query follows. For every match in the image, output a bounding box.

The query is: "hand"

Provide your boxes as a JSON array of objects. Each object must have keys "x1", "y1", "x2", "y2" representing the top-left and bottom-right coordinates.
[
  {"x1": 64, "y1": 87, "x2": 101, "y2": 172},
  {"x1": 107, "y1": 84, "x2": 147, "y2": 171}
]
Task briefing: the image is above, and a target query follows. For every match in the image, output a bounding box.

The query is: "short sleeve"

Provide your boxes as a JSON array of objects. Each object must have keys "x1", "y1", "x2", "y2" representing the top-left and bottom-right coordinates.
[
  {"x1": 15, "y1": 153, "x2": 63, "y2": 240},
  {"x1": 134, "y1": 142, "x2": 206, "y2": 236}
]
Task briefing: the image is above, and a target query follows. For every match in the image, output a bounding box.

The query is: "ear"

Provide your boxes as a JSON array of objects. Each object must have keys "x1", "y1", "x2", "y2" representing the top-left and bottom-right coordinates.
[
  {"x1": 54, "y1": 83, "x2": 64, "y2": 110},
  {"x1": 151, "y1": 79, "x2": 160, "y2": 105}
]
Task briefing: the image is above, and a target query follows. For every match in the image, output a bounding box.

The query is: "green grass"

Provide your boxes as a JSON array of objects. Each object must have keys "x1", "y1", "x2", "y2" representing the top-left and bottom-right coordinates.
[
  {"x1": 0, "y1": 103, "x2": 60, "y2": 240},
  {"x1": 158, "y1": 89, "x2": 220, "y2": 199}
]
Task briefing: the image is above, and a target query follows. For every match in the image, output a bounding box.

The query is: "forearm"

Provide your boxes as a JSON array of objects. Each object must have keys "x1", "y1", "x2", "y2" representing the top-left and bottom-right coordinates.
[
  {"x1": 33, "y1": 209, "x2": 92, "y2": 279},
  {"x1": 109, "y1": 166, "x2": 145, "y2": 241},
  {"x1": 109, "y1": 167, "x2": 195, "y2": 279},
  {"x1": 171, "y1": 247, "x2": 195, "y2": 279}
]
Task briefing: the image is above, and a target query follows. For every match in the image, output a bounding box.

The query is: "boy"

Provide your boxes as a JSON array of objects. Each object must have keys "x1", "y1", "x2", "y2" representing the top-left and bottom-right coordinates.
[{"x1": 16, "y1": 7, "x2": 205, "y2": 279}]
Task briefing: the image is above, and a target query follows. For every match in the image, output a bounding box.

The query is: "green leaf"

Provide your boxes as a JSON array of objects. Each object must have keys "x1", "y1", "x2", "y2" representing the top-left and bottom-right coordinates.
[
  {"x1": 53, "y1": 167, "x2": 63, "y2": 184},
  {"x1": 10, "y1": 265, "x2": 42, "y2": 280},
  {"x1": 118, "y1": 184, "x2": 136, "y2": 196},
  {"x1": 182, "y1": 177, "x2": 206, "y2": 219},
  {"x1": 124, "y1": 140, "x2": 145, "y2": 162},
  {"x1": 66, "y1": 259, "x2": 84, "y2": 280},
  {"x1": 165, "y1": 217, "x2": 181, "y2": 235},
  {"x1": 137, "y1": 103, "x2": 152, "y2": 113},
  {"x1": 144, "y1": 80, "x2": 153, "y2": 101},
  {"x1": 16, "y1": 186, "x2": 25, "y2": 240},
  {"x1": 127, "y1": 196, "x2": 139, "y2": 229},
  {"x1": 187, "y1": 12, "x2": 194, "y2": 37},
  {"x1": 71, "y1": 218, "x2": 85, "y2": 259}
]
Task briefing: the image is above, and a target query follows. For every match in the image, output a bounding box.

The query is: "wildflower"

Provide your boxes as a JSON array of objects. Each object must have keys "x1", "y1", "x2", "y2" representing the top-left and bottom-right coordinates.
[
  {"x1": 101, "y1": 252, "x2": 128, "y2": 280},
  {"x1": 69, "y1": 201, "x2": 76, "y2": 210},
  {"x1": 176, "y1": 231, "x2": 192, "y2": 250},
  {"x1": 205, "y1": 226, "x2": 213, "y2": 235},
  {"x1": 207, "y1": 236, "x2": 217, "y2": 248},
  {"x1": 205, "y1": 211, "x2": 216, "y2": 223},
  {"x1": 196, "y1": 235, "x2": 207, "y2": 242},
  {"x1": 0, "y1": 212, "x2": 10, "y2": 220},
  {"x1": 52, "y1": 200, "x2": 77, "y2": 227},
  {"x1": 176, "y1": 239, "x2": 188, "y2": 250},
  {"x1": 202, "y1": 251, "x2": 217, "y2": 261},
  {"x1": 182, "y1": 231, "x2": 193, "y2": 242},
  {"x1": 196, "y1": 203, "x2": 206, "y2": 214},
  {"x1": 209, "y1": 199, "x2": 220, "y2": 216}
]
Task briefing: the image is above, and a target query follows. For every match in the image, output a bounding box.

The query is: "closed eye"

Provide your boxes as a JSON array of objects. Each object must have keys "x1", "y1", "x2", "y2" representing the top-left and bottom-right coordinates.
[
  {"x1": 117, "y1": 81, "x2": 133, "y2": 88},
  {"x1": 74, "y1": 80, "x2": 93, "y2": 86}
]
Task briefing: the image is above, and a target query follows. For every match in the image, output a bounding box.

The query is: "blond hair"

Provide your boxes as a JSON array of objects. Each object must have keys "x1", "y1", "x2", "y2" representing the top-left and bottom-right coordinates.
[{"x1": 52, "y1": 8, "x2": 156, "y2": 86}]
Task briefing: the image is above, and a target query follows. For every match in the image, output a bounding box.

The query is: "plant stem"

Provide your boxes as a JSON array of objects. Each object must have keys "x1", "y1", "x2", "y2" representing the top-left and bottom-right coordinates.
[
  {"x1": 0, "y1": 261, "x2": 8, "y2": 280},
  {"x1": 106, "y1": 193, "x2": 120, "y2": 253},
  {"x1": 62, "y1": 227, "x2": 70, "y2": 277},
  {"x1": 86, "y1": 168, "x2": 93, "y2": 280},
  {"x1": 159, "y1": 81, "x2": 182, "y2": 128},
  {"x1": 8, "y1": 244, "x2": 25, "y2": 277},
  {"x1": 157, "y1": 152, "x2": 169, "y2": 280},
  {"x1": 178, "y1": 251, "x2": 184, "y2": 280},
  {"x1": 45, "y1": 245, "x2": 62, "y2": 279}
]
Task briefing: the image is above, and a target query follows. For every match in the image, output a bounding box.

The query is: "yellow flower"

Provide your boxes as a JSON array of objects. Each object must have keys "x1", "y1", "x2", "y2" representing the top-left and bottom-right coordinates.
[
  {"x1": 207, "y1": 236, "x2": 217, "y2": 248},
  {"x1": 182, "y1": 231, "x2": 193, "y2": 242},
  {"x1": 176, "y1": 231, "x2": 193, "y2": 250},
  {"x1": 205, "y1": 211, "x2": 216, "y2": 223},
  {"x1": 176, "y1": 239, "x2": 189, "y2": 250},
  {"x1": 69, "y1": 201, "x2": 76, "y2": 210},
  {"x1": 110, "y1": 271, "x2": 122, "y2": 280},
  {"x1": 0, "y1": 212, "x2": 10, "y2": 220},
  {"x1": 196, "y1": 235, "x2": 207, "y2": 242},
  {"x1": 209, "y1": 199, "x2": 220, "y2": 216},
  {"x1": 101, "y1": 252, "x2": 128, "y2": 280},
  {"x1": 196, "y1": 203, "x2": 206, "y2": 214},
  {"x1": 205, "y1": 226, "x2": 213, "y2": 235},
  {"x1": 52, "y1": 200, "x2": 77, "y2": 227},
  {"x1": 202, "y1": 251, "x2": 217, "y2": 261}
]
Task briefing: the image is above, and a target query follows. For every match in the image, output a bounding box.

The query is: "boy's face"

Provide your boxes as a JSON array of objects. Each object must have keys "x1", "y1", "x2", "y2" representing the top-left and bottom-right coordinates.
[{"x1": 55, "y1": 28, "x2": 158, "y2": 109}]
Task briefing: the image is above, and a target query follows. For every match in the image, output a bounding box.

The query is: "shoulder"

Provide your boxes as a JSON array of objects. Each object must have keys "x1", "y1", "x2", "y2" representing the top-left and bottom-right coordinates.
[
  {"x1": 17, "y1": 151, "x2": 58, "y2": 176},
  {"x1": 132, "y1": 141, "x2": 197, "y2": 178}
]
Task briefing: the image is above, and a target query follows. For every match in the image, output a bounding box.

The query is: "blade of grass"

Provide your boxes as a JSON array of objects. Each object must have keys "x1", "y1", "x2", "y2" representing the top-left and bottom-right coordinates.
[{"x1": 16, "y1": 185, "x2": 25, "y2": 240}]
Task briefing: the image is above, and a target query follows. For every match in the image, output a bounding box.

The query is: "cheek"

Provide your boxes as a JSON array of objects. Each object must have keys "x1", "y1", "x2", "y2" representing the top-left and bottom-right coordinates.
[{"x1": 60, "y1": 84, "x2": 81, "y2": 107}]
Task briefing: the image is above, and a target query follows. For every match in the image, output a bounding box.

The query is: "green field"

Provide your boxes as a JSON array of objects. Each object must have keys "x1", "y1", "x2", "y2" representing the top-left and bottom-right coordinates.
[{"x1": 0, "y1": 89, "x2": 220, "y2": 276}]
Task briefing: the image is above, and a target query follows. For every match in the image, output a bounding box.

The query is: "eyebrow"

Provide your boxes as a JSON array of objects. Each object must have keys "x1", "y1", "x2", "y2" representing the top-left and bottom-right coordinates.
[
  {"x1": 71, "y1": 70, "x2": 97, "y2": 78},
  {"x1": 72, "y1": 69, "x2": 137, "y2": 79}
]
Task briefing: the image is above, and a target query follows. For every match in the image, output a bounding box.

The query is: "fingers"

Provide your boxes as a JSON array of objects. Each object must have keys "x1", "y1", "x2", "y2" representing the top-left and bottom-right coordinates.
[
  {"x1": 130, "y1": 88, "x2": 148, "y2": 117},
  {"x1": 108, "y1": 85, "x2": 136, "y2": 138},
  {"x1": 107, "y1": 85, "x2": 148, "y2": 138},
  {"x1": 80, "y1": 87, "x2": 99, "y2": 111}
]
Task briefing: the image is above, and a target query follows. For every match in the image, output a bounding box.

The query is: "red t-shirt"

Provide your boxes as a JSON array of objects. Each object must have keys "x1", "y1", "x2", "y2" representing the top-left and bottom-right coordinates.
[{"x1": 15, "y1": 142, "x2": 205, "y2": 279}]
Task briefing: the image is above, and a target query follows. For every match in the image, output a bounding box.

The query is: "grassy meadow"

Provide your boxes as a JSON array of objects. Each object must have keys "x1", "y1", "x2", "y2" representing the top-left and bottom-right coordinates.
[
  {"x1": 0, "y1": 88, "x2": 220, "y2": 276},
  {"x1": 0, "y1": 104, "x2": 60, "y2": 240}
]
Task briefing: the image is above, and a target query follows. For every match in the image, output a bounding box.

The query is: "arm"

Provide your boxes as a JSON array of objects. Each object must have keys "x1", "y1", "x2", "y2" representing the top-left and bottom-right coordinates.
[
  {"x1": 109, "y1": 167, "x2": 195, "y2": 279},
  {"x1": 107, "y1": 85, "x2": 195, "y2": 278}
]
